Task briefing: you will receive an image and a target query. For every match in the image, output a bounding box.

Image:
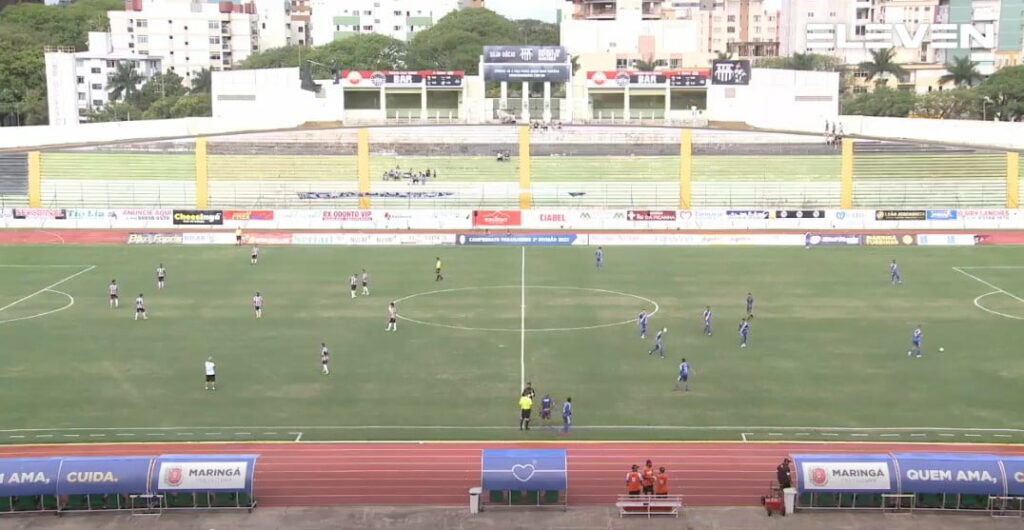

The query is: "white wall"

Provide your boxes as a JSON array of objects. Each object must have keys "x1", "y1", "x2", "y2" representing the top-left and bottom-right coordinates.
[
  {"x1": 837, "y1": 116, "x2": 1024, "y2": 150},
  {"x1": 44, "y1": 53, "x2": 79, "y2": 128},
  {"x1": 212, "y1": 68, "x2": 344, "y2": 123},
  {"x1": 708, "y1": 68, "x2": 839, "y2": 130}
]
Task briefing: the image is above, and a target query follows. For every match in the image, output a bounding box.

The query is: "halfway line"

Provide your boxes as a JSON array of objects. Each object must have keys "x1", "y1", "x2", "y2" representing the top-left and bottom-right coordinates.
[{"x1": 520, "y1": 246, "x2": 526, "y2": 392}]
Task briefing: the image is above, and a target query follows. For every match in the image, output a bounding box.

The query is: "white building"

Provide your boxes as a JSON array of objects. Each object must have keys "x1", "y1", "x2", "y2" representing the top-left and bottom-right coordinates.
[
  {"x1": 308, "y1": 0, "x2": 459, "y2": 46},
  {"x1": 252, "y1": 0, "x2": 289, "y2": 50},
  {"x1": 108, "y1": 0, "x2": 260, "y2": 82},
  {"x1": 45, "y1": 32, "x2": 162, "y2": 126}
]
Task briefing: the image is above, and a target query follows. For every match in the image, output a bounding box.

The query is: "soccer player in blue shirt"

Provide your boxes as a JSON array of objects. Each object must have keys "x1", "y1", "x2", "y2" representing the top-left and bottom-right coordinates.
[
  {"x1": 739, "y1": 318, "x2": 750, "y2": 348},
  {"x1": 561, "y1": 397, "x2": 572, "y2": 434},
  {"x1": 595, "y1": 247, "x2": 604, "y2": 268},
  {"x1": 540, "y1": 394, "x2": 553, "y2": 421},
  {"x1": 674, "y1": 358, "x2": 691, "y2": 392},
  {"x1": 638, "y1": 310, "x2": 649, "y2": 339},
  {"x1": 890, "y1": 260, "x2": 902, "y2": 285},
  {"x1": 648, "y1": 328, "x2": 666, "y2": 358},
  {"x1": 703, "y1": 306, "x2": 713, "y2": 336},
  {"x1": 909, "y1": 325, "x2": 922, "y2": 357},
  {"x1": 746, "y1": 293, "x2": 754, "y2": 316}
]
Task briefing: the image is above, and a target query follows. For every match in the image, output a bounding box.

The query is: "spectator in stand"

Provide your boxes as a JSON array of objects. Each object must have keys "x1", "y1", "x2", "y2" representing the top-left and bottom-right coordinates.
[
  {"x1": 777, "y1": 458, "x2": 792, "y2": 490},
  {"x1": 626, "y1": 465, "x2": 643, "y2": 497},
  {"x1": 655, "y1": 467, "x2": 669, "y2": 498},
  {"x1": 642, "y1": 460, "x2": 656, "y2": 496}
]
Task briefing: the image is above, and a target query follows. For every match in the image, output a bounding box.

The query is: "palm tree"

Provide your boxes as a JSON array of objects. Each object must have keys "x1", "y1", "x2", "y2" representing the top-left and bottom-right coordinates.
[
  {"x1": 190, "y1": 68, "x2": 212, "y2": 94},
  {"x1": 939, "y1": 56, "x2": 983, "y2": 87},
  {"x1": 858, "y1": 48, "x2": 907, "y2": 88},
  {"x1": 714, "y1": 50, "x2": 733, "y2": 62},
  {"x1": 633, "y1": 56, "x2": 658, "y2": 71},
  {"x1": 107, "y1": 62, "x2": 144, "y2": 103}
]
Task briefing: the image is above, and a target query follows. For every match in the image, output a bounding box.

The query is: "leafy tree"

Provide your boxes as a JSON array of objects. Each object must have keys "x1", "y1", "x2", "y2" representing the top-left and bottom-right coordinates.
[
  {"x1": 190, "y1": 67, "x2": 211, "y2": 94},
  {"x1": 107, "y1": 61, "x2": 144, "y2": 102},
  {"x1": 83, "y1": 101, "x2": 141, "y2": 122},
  {"x1": 311, "y1": 33, "x2": 406, "y2": 72},
  {"x1": 842, "y1": 87, "x2": 916, "y2": 117},
  {"x1": 713, "y1": 50, "x2": 733, "y2": 62},
  {"x1": 976, "y1": 65, "x2": 1024, "y2": 121},
  {"x1": 754, "y1": 53, "x2": 840, "y2": 71},
  {"x1": 940, "y1": 56, "x2": 983, "y2": 88},
  {"x1": 514, "y1": 19, "x2": 558, "y2": 45},
  {"x1": 170, "y1": 93, "x2": 211, "y2": 117},
  {"x1": 858, "y1": 48, "x2": 907, "y2": 88},
  {"x1": 131, "y1": 71, "x2": 187, "y2": 110},
  {"x1": 913, "y1": 88, "x2": 981, "y2": 119},
  {"x1": 141, "y1": 95, "x2": 181, "y2": 120},
  {"x1": 238, "y1": 45, "x2": 305, "y2": 69},
  {"x1": 406, "y1": 8, "x2": 518, "y2": 74}
]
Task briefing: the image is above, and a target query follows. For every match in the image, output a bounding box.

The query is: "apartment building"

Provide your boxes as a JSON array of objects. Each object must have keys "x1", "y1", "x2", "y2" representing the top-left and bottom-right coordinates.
[
  {"x1": 308, "y1": 0, "x2": 459, "y2": 45},
  {"x1": 45, "y1": 32, "x2": 162, "y2": 126},
  {"x1": 709, "y1": 0, "x2": 781, "y2": 59},
  {"x1": 108, "y1": 0, "x2": 260, "y2": 81}
]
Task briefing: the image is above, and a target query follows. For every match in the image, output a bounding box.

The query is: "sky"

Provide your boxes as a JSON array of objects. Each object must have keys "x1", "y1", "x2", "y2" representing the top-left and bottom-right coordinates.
[{"x1": 486, "y1": 0, "x2": 559, "y2": 23}]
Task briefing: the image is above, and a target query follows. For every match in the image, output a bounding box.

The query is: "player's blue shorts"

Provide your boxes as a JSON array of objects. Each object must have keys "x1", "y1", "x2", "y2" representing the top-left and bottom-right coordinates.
[
  {"x1": 912, "y1": 339, "x2": 921, "y2": 346},
  {"x1": 678, "y1": 373, "x2": 688, "y2": 382}
]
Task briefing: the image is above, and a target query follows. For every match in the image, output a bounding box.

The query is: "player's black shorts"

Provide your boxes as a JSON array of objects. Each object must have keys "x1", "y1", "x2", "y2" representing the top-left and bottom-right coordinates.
[
  {"x1": 206, "y1": 374, "x2": 215, "y2": 382},
  {"x1": 643, "y1": 485, "x2": 654, "y2": 495},
  {"x1": 251, "y1": 254, "x2": 258, "y2": 260},
  {"x1": 236, "y1": 235, "x2": 242, "y2": 242},
  {"x1": 254, "y1": 305, "x2": 262, "y2": 311},
  {"x1": 436, "y1": 268, "x2": 441, "y2": 274},
  {"x1": 136, "y1": 307, "x2": 145, "y2": 313},
  {"x1": 110, "y1": 294, "x2": 118, "y2": 300},
  {"x1": 362, "y1": 281, "x2": 367, "y2": 287},
  {"x1": 521, "y1": 409, "x2": 531, "y2": 419},
  {"x1": 350, "y1": 285, "x2": 357, "y2": 291},
  {"x1": 157, "y1": 276, "x2": 165, "y2": 281},
  {"x1": 389, "y1": 317, "x2": 396, "y2": 323}
]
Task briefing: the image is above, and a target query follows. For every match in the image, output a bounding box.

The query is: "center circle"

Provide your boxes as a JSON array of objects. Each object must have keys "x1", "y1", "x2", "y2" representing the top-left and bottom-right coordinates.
[{"x1": 393, "y1": 286, "x2": 659, "y2": 332}]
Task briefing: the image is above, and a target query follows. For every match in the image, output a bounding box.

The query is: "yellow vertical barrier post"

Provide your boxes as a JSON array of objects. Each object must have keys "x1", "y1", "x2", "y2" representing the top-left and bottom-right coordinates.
[
  {"x1": 194, "y1": 138, "x2": 209, "y2": 209},
  {"x1": 27, "y1": 151, "x2": 41, "y2": 207},
  {"x1": 840, "y1": 138, "x2": 854, "y2": 209},
  {"x1": 519, "y1": 125, "x2": 531, "y2": 210},
  {"x1": 357, "y1": 128, "x2": 371, "y2": 209},
  {"x1": 679, "y1": 129, "x2": 692, "y2": 209},
  {"x1": 1007, "y1": 152, "x2": 1020, "y2": 209}
]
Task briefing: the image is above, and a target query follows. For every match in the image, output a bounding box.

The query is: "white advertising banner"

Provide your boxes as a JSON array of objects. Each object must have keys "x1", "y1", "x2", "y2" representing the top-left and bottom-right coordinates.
[
  {"x1": 588, "y1": 233, "x2": 805, "y2": 246},
  {"x1": 182, "y1": 232, "x2": 236, "y2": 245},
  {"x1": 291, "y1": 233, "x2": 456, "y2": 246},
  {"x1": 799, "y1": 461, "x2": 893, "y2": 491},
  {"x1": 916, "y1": 234, "x2": 977, "y2": 246},
  {"x1": 156, "y1": 461, "x2": 248, "y2": 490}
]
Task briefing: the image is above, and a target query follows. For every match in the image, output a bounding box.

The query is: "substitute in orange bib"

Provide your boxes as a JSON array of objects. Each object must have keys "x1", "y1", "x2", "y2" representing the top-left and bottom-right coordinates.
[
  {"x1": 654, "y1": 467, "x2": 669, "y2": 497},
  {"x1": 626, "y1": 465, "x2": 643, "y2": 497},
  {"x1": 642, "y1": 460, "x2": 655, "y2": 495}
]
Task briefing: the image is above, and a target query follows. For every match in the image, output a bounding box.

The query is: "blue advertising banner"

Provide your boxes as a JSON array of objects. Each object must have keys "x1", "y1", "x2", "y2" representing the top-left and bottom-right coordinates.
[
  {"x1": 481, "y1": 449, "x2": 567, "y2": 492},
  {"x1": 894, "y1": 453, "x2": 1004, "y2": 495},
  {"x1": 0, "y1": 458, "x2": 61, "y2": 497},
  {"x1": 792, "y1": 454, "x2": 896, "y2": 493},
  {"x1": 1001, "y1": 457, "x2": 1024, "y2": 496},
  {"x1": 151, "y1": 455, "x2": 258, "y2": 493},
  {"x1": 56, "y1": 457, "x2": 153, "y2": 495},
  {"x1": 926, "y1": 209, "x2": 958, "y2": 220},
  {"x1": 457, "y1": 234, "x2": 578, "y2": 246}
]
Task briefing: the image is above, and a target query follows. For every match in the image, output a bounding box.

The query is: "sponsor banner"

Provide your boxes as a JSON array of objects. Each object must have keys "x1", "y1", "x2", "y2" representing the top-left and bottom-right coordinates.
[
  {"x1": 864, "y1": 234, "x2": 916, "y2": 246},
  {"x1": 481, "y1": 449, "x2": 567, "y2": 492},
  {"x1": 916, "y1": 234, "x2": 976, "y2": 246},
  {"x1": 587, "y1": 233, "x2": 804, "y2": 246},
  {"x1": 224, "y1": 210, "x2": 274, "y2": 221},
  {"x1": 482, "y1": 63, "x2": 570, "y2": 83},
  {"x1": 113, "y1": 209, "x2": 173, "y2": 222},
  {"x1": 774, "y1": 210, "x2": 825, "y2": 219},
  {"x1": 182, "y1": 232, "x2": 236, "y2": 245},
  {"x1": 483, "y1": 46, "x2": 567, "y2": 64},
  {"x1": 243, "y1": 233, "x2": 293, "y2": 245},
  {"x1": 56, "y1": 457, "x2": 152, "y2": 495},
  {"x1": 831, "y1": 210, "x2": 871, "y2": 221},
  {"x1": 457, "y1": 234, "x2": 578, "y2": 246},
  {"x1": 626, "y1": 210, "x2": 676, "y2": 222},
  {"x1": 339, "y1": 70, "x2": 464, "y2": 88},
  {"x1": 172, "y1": 209, "x2": 224, "y2": 225},
  {"x1": 12, "y1": 208, "x2": 67, "y2": 220},
  {"x1": 291, "y1": 233, "x2": 455, "y2": 246},
  {"x1": 127, "y1": 233, "x2": 184, "y2": 245},
  {"x1": 587, "y1": 70, "x2": 710, "y2": 88},
  {"x1": 893, "y1": 453, "x2": 1004, "y2": 496},
  {"x1": 298, "y1": 191, "x2": 455, "y2": 200},
  {"x1": 321, "y1": 210, "x2": 375, "y2": 223},
  {"x1": 1004, "y1": 457, "x2": 1024, "y2": 497},
  {"x1": 66, "y1": 209, "x2": 112, "y2": 220},
  {"x1": 711, "y1": 60, "x2": 751, "y2": 85},
  {"x1": 726, "y1": 210, "x2": 770, "y2": 219},
  {"x1": 876, "y1": 210, "x2": 926, "y2": 221},
  {"x1": 807, "y1": 234, "x2": 862, "y2": 246},
  {"x1": 0, "y1": 458, "x2": 61, "y2": 497},
  {"x1": 960, "y1": 209, "x2": 1017, "y2": 221},
  {"x1": 152, "y1": 455, "x2": 257, "y2": 492},
  {"x1": 926, "y1": 209, "x2": 958, "y2": 221},
  {"x1": 794, "y1": 455, "x2": 896, "y2": 493},
  {"x1": 472, "y1": 210, "x2": 522, "y2": 227}
]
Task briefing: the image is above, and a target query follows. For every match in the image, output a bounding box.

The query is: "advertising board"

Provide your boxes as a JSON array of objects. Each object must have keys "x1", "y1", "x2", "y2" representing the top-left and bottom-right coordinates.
[
  {"x1": 793, "y1": 454, "x2": 896, "y2": 493},
  {"x1": 893, "y1": 453, "x2": 1005, "y2": 496}
]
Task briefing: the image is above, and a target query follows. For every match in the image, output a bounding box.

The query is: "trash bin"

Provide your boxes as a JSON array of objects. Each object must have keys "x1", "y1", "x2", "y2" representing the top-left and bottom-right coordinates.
[
  {"x1": 469, "y1": 487, "x2": 482, "y2": 514},
  {"x1": 783, "y1": 488, "x2": 796, "y2": 515}
]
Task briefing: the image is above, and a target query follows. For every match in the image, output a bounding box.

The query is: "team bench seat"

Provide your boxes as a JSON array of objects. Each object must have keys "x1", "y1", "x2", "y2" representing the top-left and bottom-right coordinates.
[{"x1": 615, "y1": 494, "x2": 684, "y2": 518}]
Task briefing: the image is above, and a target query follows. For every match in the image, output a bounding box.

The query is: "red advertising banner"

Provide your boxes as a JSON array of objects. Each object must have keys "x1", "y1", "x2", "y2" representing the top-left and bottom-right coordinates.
[
  {"x1": 472, "y1": 210, "x2": 522, "y2": 227},
  {"x1": 627, "y1": 210, "x2": 677, "y2": 221},
  {"x1": 224, "y1": 210, "x2": 274, "y2": 221}
]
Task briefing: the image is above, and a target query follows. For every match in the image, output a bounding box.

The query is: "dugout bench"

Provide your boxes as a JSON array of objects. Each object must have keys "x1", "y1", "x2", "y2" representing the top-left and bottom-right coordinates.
[{"x1": 615, "y1": 494, "x2": 684, "y2": 518}]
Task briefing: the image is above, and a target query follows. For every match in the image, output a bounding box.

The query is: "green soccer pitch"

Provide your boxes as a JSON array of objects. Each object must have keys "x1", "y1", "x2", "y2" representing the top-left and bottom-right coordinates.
[{"x1": 0, "y1": 244, "x2": 1023, "y2": 444}]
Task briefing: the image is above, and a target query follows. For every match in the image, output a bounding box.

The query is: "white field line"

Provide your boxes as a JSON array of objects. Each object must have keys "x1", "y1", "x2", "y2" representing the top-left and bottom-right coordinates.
[
  {"x1": 0, "y1": 425, "x2": 1019, "y2": 434},
  {"x1": 0, "y1": 289, "x2": 74, "y2": 325},
  {"x1": 520, "y1": 246, "x2": 526, "y2": 391},
  {"x1": 953, "y1": 267, "x2": 1024, "y2": 320},
  {"x1": 0, "y1": 265, "x2": 94, "y2": 268},
  {"x1": 953, "y1": 267, "x2": 1024, "y2": 304},
  {"x1": 294, "y1": 432, "x2": 303, "y2": 442},
  {"x1": 0, "y1": 265, "x2": 96, "y2": 315}
]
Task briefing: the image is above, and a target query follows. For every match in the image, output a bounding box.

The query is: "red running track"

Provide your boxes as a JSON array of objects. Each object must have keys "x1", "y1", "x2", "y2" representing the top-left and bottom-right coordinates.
[{"x1": 1, "y1": 442, "x2": 1023, "y2": 507}]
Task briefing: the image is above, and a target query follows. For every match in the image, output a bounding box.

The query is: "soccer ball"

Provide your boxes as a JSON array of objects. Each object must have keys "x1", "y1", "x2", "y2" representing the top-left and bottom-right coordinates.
[
  {"x1": 939, "y1": 347, "x2": 945, "y2": 352},
  {"x1": 907, "y1": 351, "x2": 912, "y2": 356},
  {"x1": 663, "y1": 328, "x2": 668, "y2": 333}
]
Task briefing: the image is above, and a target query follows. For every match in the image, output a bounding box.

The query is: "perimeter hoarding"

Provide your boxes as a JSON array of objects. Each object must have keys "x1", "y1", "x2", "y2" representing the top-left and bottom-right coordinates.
[
  {"x1": 1003, "y1": 457, "x2": 1024, "y2": 496},
  {"x1": 0, "y1": 458, "x2": 61, "y2": 497},
  {"x1": 893, "y1": 453, "x2": 1005, "y2": 496},
  {"x1": 793, "y1": 454, "x2": 896, "y2": 494},
  {"x1": 151, "y1": 455, "x2": 258, "y2": 493},
  {"x1": 481, "y1": 449, "x2": 567, "y2": 492},
  {"x1": 56, "y1": 457, "x2": 152, "y2": 495}
]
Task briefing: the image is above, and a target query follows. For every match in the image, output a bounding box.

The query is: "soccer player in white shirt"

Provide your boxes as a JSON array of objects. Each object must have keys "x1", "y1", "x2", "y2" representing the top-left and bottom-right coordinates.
[
  {"x1": 251, "y1": 245, "x2": 259, "y2": 265},
  {"x1": 204, "y1": 356, "x2": 216, "y2": 391},
  {"x1": 386, "y1": 302, "x2": 397, "y2": 332},
  {"x1": 108, "y1": 280, "x2": 119, "y2": 308},
  {"x1": 252, "y1": 292, "x2": 264, "y2": 319},
  {"x1": 134, "y1": 294, "x2": 147, "y2": 320},
  {"x1": 156, "y1": 264, "x2": 166, "y2": 289},
  {"x1": 320, "y1": 343, "x2": 330, "y2": 375},
  {"x1": 361, "y1": 269, "x2": 370, "y2": 296},
  {"x1": 350, "y1": 274, "x2": 358, "y2": 299}
]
